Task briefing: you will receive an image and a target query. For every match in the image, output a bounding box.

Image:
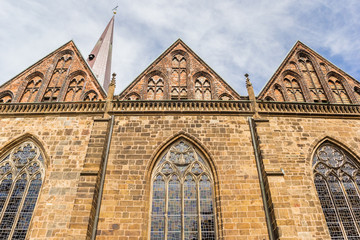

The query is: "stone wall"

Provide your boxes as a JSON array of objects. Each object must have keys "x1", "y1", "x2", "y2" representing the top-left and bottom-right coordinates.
[
  {"x1": 96, "y1": 114, "x2": 268, "y2": 239},
  {"x1": 257, "y1": 116, "x2": 360, "y2": 239},
  {"x1": 0, "y1": 115, "x2": 100, "y2": 239}
]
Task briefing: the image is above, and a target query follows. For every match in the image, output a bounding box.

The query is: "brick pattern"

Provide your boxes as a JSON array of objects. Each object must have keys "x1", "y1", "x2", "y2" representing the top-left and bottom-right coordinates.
[
  {"x1": 118, "y1": 40, "x2": 241, "y2": 101},
  {"x1": 259, "y1": 42, "x2": 360, "y2": 104},
  {"x1": 0, "y1": 41, "x2": 105, "y2": 103}
]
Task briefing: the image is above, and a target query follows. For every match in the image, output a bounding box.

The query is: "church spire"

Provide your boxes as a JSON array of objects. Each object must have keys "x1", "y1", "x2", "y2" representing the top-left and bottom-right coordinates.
[{"x1": 87, "y1": 15, "x2": 115, "y2": 92}]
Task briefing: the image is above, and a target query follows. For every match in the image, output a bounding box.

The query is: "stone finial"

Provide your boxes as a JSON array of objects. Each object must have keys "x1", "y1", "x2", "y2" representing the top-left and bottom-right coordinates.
[
  {"x1": 245, "y1": 74, "x2": 260, "y2": 118},
  {"x1": 104, "y1": 73, "x2": 116, "y2": 118}
]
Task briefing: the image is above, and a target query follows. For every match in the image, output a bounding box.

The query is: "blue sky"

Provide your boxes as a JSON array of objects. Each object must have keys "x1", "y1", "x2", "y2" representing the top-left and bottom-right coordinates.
[{"x1": 1, "y1": 0, "x2": 360, "y2": 95}]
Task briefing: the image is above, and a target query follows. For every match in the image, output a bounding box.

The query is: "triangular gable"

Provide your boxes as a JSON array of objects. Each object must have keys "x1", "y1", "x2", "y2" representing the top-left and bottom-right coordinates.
[
  {"x1": 118, "y1": 39, "x2": 241, "y2": 101},
  {"x1": 258, "y1": 41, "x2": 360, "y2": 104},
  {"x1": 0, "y1": 41, "x2": 106, "y2": 103}
]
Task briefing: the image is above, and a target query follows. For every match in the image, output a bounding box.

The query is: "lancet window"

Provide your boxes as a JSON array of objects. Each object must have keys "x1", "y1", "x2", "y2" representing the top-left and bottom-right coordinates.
[
  {"x1": 20, "y1": 75, "x2": 42, "y2": 103},
  {"x1": 0, "y1": 141, "x2": 44, "y2": 239},
  {"x1": 150, "y1": 140, "x2": 216, "y2": 239},
  {"x1": 298, "y1": 53, "x2": 327, "y2": 103},
  {"x1": 42, "y1": 53, "x2": 73, "y2": 102},
  {"x1": 194, "y1": 76, "x2": 212, "y2": 100},
  {"x1": 284, "y1": 77, "x2": 304, "y2": 102},
  {"x1": 328, "y1": 76, "x2": 350, "y2": 104},
  {"x1": 171, "y1": 53, "x2": 187, "y2": 100},
  {"x1": 148, "y1": 75, "x2": 164, "y2": 100},
  {"x1": 64, "y1": 74, "x2": 85, "y2": 102},
  {"x1": 313, "y1": 142, "x2": 360, "y2": 239}
]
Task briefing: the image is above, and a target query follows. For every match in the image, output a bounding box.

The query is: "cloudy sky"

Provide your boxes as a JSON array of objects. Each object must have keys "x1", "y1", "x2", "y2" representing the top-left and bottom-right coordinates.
[{"x1": 1, "y1": 0, "x2": 360, "y2": 95}]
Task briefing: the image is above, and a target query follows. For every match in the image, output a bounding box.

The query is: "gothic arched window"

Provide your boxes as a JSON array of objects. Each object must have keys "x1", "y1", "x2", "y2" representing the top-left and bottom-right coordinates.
[
  {"x1": 284, "y1": 77, "x2": 304, "y2": 102},
  {"x1": 298, "y1": 53, "x2": 327, "y2": 103},
  {"x1": 64, "y1": 74, "x2": 85, "y2": 102},
  {"x1": 42, "y1": 51, "x2": 73, "y2": 102},
  {"x1": 0, "y1": 141, "x2": 44, "y2": 239},
  {"x1": 83, "y1": 91, "x2": 98, "y2": 101},
  {"x1": 194, "y1": 76, "x2": 212, "y2": 100},
  {"x1": 147, "y1": 75, "x2": 164, "y2": 100},
  {"x1": 328, "y1": 76, "x2": 350, "y2": 104},
  {"x1": 171, "y1": 53, "x2": 187, "y2": 100},
  {"x1": 150, "y1": 140, "x2": 216, "y2": 239},
  {"x1": 20, "y1": 74, "x2": 43, "y2": 103},
  {"x1": 313, "y1": 142, "x2": 360, "y2": 238}
]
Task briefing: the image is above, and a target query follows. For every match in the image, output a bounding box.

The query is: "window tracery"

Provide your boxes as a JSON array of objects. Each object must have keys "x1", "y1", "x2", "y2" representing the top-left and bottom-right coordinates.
[
  {"x1": 83, "y1": 91, "x2": 98, "y2": 101},
  {"x1": 42, "y1": 53, "x2": 73, "y2": 102},
  {"x1": 150, "y1": 140, "x2": 216, "y2": 239},
  {"x1": 148, "y1": 75, "x2": 164, "y2": 100},
  {"x1": 298, "y1": 53, "x2": 327, "y2": 103},
  {"x1": 0, "y1": 141, "x2": 44, "y2": 239},
  {"x1": 171, "y1": 54, "x2": 187, "y2": 100},
  {"x1": 328, "y1": 76, "x2": 350, "y2": 104},
  {"x1": 20, "y1": 75, "x2": 42, "y2": 103},
  {"x1": 284, "y1": 77, "x2": 304, "y2": 102},
  {"x1": 194, "y1": 76, "x2": 212, "y2": 100},
  {"x1": 313, "y1": 142, "x2": 360, "y2": 238},
  {"x1": 64, "y1": 75, "x2": 85, "y2": 102}
]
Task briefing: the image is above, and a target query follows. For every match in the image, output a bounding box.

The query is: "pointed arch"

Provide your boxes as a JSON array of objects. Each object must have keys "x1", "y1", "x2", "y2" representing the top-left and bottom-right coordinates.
[
  {"x1": 148, "y1": 134, "x2": 218, "y2": 239},
  {"x1": 312, "y1": 138, "x2": 360, "y2": 239},
  {"x1": 0, "y1": 134, "x2": 46, "y2": 239},
  {"x1": 327, "y1": 72, "x2": 351, "y2": 104}
]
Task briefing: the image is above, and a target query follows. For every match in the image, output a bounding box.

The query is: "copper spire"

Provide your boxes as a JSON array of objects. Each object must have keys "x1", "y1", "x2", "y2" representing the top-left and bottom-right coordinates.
[{"x1": 87, "y1": 16, "x2": 115, "y2": 92}]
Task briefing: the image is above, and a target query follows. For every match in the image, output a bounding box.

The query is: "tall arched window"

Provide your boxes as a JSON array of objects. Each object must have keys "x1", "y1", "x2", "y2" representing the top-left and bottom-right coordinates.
[
  {"x1": 298, "y1": 53, "x2": 328, "y2": 103},
  {"x1": 150, "y1": 140, "x2": 216, "y2": 239},
  {"x1": 313, "y1": 142, "x2": 360, "y2": 238},
  {"x1": 171, "y1": 53, "x2": 187, "y2": 100},
  {"x1": 0, "y1": 141, "x2": 44, "y2": 239}
]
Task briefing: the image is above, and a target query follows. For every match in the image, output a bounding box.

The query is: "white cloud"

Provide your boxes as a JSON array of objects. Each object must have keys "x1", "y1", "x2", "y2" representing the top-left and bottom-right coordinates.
[{"x1": 1, "y1": 0, "x2": 360, "y2": 95}]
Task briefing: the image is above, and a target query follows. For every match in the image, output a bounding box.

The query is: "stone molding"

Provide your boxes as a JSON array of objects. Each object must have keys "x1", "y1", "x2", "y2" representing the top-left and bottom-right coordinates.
[{"x1": 0, "y1": 100, "x2": 359, "y2": 116}]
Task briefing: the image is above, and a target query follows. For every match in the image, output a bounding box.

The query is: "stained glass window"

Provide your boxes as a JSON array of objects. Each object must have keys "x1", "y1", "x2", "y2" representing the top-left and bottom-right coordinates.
[
  {"x1": 0, "y1": 141, "x2": 44, "y2": 239},
  {"x1": 150, "y1": 140, "x2": 216, "y2": 239},
  {"x1": 313, "y1": 142, "x2": 360, "y2": 239}
]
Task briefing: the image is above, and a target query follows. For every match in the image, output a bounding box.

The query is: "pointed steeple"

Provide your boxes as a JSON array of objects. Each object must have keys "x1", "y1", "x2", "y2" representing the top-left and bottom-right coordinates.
[{"x1": 87, "y1": 16, "x2": 115, "y2": 92}]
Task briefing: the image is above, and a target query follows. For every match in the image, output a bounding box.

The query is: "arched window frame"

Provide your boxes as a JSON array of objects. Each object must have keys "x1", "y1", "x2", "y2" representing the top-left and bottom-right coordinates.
[
  {"x1": 327, "y1": 73, "x2": 352, "y2": 104},
  {"x1": 83, "y1": 90, "x2": 98, "y2": 101},
  {"x1": 170, "y1": 50, "x2": 188, "y2": 100},
  {"x1": 297, "y1": 51, "x2": 328, "y2": 103},
  {"x1": 313, "y1": 141, "x2": 360, "y2": 239},
  {"x1": 0, "y1": 139, "x2": 45, "y2": 239},
  {"x1": 0, "y1": 91, "x2": 14, "y2": 103},
  {"x1": 149, "y1": 139, "x2": 217, "y2": 239},
  {"x1": 41, "y1": 50, "x2": 74, "y2": 102},
  {"x1": 193, "y1": 72, "x2": 213, "y2": 100}
]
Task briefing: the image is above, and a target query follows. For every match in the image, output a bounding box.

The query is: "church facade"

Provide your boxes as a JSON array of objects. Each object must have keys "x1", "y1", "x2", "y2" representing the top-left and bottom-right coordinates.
[{"x1": 0, "y1": 15, "x2": 360, "y2": 240}]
